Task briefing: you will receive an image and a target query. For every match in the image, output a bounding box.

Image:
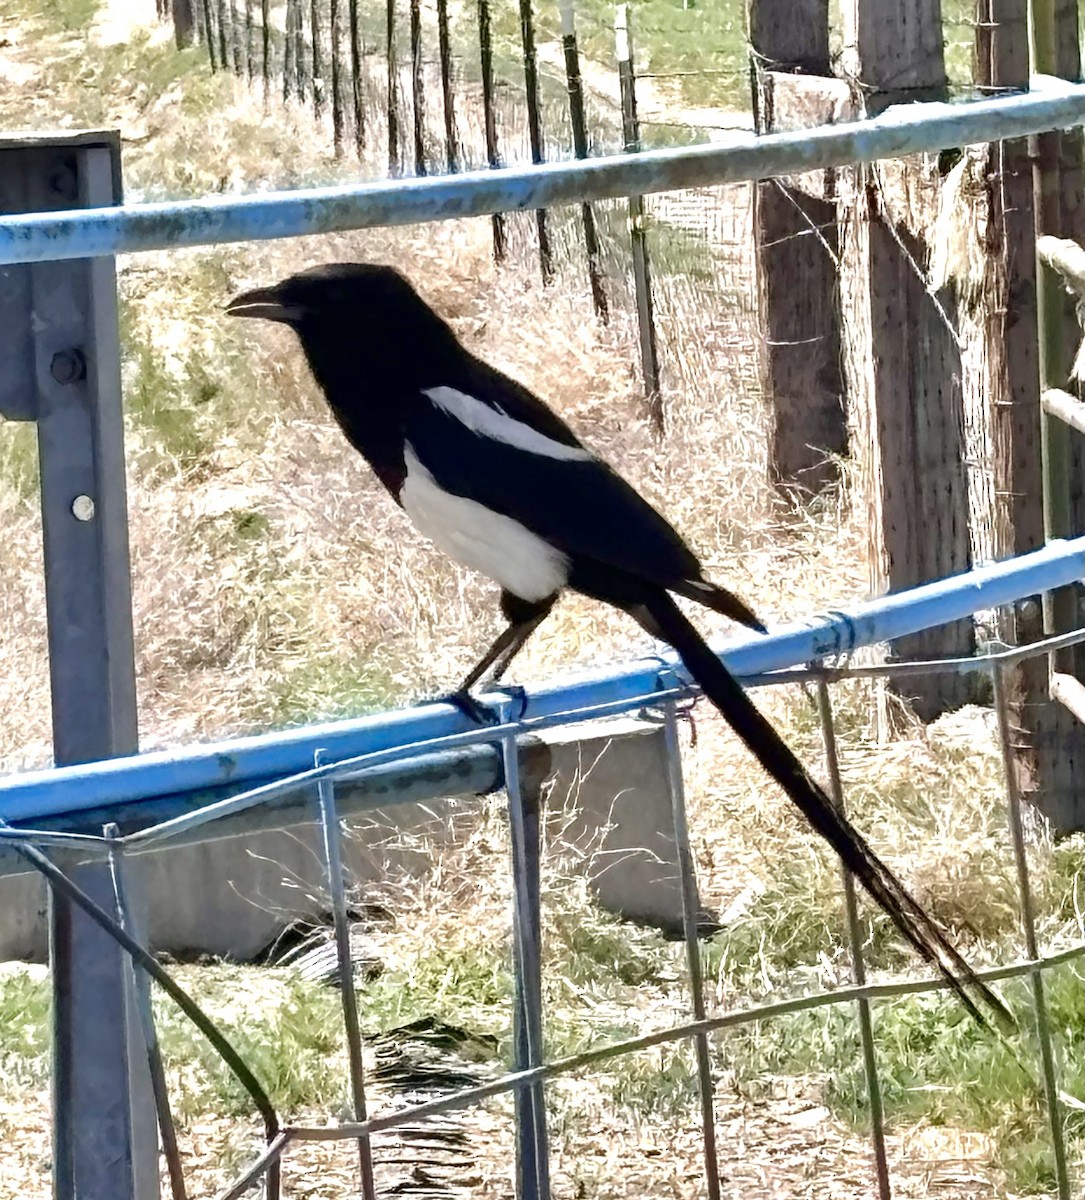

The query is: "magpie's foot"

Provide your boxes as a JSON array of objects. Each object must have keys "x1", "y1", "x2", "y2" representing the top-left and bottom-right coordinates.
[{"x1": 444, "y1": 689, "x2": 502, "y2": 726}]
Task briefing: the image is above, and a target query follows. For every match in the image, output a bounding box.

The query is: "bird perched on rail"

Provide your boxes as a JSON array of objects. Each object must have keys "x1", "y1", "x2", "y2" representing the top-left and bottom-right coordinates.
[{"x1": 227, "y1": 262, "x2": 1009, "y2": 1029}]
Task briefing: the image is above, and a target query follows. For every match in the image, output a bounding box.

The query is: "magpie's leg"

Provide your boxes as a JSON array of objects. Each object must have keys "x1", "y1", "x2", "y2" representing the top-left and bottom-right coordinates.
[{"x1": 445, "y1": 592, "x2": 556, "y2": 724}]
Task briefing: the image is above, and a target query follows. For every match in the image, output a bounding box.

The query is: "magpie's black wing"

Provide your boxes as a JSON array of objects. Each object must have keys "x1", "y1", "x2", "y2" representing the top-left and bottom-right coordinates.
[{"x1": 403, "y1": 370, "x2": 707, "y2": 593}]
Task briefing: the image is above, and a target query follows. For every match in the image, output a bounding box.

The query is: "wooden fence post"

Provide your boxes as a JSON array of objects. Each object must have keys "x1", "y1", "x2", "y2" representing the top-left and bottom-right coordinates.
[
  {"x1": 1028, "y1": 0, "x2": 1085, "y2": 833},
  {"x1": 748, "y1": 0, "x2": 846, "y2": 495},
  {"x1": 840, "y1": 0, "x2": 981, "y2": 720}
]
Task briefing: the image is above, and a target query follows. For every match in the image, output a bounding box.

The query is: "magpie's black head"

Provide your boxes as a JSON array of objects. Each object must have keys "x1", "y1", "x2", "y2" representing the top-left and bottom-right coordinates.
[{"x1": 226, "y1": 262, "x2": 461, "y2": 381}]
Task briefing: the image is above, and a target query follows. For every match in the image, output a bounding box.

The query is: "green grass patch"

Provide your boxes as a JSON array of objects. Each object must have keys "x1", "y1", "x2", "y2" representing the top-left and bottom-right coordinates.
[
  {"x1": 357, "y1": 939, "x2": 513, "y2": 1042},
  {"x1": 0, "y1": 969, "x2": 50, "y2": 1090},
  {"x1": 155, "y1": 968, "x2": 349, "y2": 1117},
  {"x1": 718, "y1": 963, "x2": 1084, "y2": 1194},
  {"x1": 0, "y1": 423, "x2": 41, "y2": 506}
]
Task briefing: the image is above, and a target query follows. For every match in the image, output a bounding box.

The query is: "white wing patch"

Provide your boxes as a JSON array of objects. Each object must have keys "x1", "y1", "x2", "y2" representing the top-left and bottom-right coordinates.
[
  {"x1": 400, "y1": 445, "x2": 570, "y2": 602},
  {"x1": 423, "y1": 385, "x2": 593, "y2": 462}
]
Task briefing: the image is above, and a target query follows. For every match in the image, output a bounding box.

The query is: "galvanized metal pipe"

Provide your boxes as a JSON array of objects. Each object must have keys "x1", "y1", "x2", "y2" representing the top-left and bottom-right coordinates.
[
  {"x1": 3, "y1": 84, "x2": 1085, "y2": 264},
  {"x1": 4, "y1": 537, "x2": 1084, "y2": 825}
]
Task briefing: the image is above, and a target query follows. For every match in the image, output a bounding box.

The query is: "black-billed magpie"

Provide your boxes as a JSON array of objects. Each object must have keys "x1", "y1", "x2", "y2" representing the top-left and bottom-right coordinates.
[{"x1": 228, "y1": 262, "x2": 1009, "y2": 1028}]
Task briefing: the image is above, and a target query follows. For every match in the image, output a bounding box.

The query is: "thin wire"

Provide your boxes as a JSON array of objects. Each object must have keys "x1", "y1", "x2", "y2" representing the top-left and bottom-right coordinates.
[
  {"x1": 106, "y1": 827, "x2": 188, "y2": 1200},
  {"x1": 814, "y1": 681, "x2": 891, "y2": 1199},
  {"x1": 869, "y1": 160, "x2": 966, "y2": 351},
  {"x1": 992, "y1": 665, "x2": 1072, "y2": 1199},
  {"x1": 314, "y1": 752, "x2": 378, "y2": 1200}
]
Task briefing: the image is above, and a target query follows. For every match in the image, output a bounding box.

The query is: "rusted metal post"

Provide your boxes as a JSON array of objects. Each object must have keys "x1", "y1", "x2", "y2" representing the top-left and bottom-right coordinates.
[
  {"x1": 330, "y1": 0, "x2": 344, "y2": 156},
  {"x1": 350, "y1": 0, "x2": 365, "y2": 154}
]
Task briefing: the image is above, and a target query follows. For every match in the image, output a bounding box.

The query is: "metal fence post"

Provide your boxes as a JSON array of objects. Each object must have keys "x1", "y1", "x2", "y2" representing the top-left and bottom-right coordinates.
[
  {"x1": 991, "y1": 664, "x2": 1072, "y2": 1200},
  {"x1": 558, "y1": 0, "x2": 609, "y2": 322},
  {"x1": 501, "y1": 729, "x2": 551, "y2": 1200},
  {"x1": 477, "y1": 0, "x2": 507, "y2": 259},
  {"x1": 314, "y1": 754, "x2": 378, "y2": 1200},
  {"x1": 659, "y1": 693, "x2": 721, "y2": 1200},
  {"x1": 0, "y1": 132, "x2": 153, "y2": 1200},
  {"x1": 106, "y1": 827, "x2": 187, "y2": 1200},
  {"x1": 814, "y1": 677, "x2": 891, "y2": 1199},
  {"x1": 615, "y1": 5, "x2": 662, "y2": 432}
]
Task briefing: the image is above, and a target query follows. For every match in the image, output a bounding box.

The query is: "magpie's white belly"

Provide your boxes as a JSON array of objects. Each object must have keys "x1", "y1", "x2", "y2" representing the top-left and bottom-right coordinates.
[{"x1": 400, "y1": 446, "x2": 569, "y2": 601}]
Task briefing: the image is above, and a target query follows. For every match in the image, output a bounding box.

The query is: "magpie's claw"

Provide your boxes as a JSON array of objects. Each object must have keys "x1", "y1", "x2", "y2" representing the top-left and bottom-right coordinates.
[{"x1": 444, "y1": 690, "x2": 502, "y2": 726}]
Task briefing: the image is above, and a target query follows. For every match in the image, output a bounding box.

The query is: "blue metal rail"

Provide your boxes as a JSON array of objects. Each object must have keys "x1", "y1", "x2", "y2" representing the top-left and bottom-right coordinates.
[
  {"x1": 2, "y1": 82, "x2": 1085, "y2": 265},
  {"x1": 2, "y1": 535, "x2": 1082, "y2": 825}
]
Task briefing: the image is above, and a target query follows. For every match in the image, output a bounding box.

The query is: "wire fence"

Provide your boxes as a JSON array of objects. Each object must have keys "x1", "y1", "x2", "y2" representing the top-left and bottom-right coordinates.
[
  {"x1": 3, "y1": 610, "x2": 1083, "y2": 1199},
  {"x1": 4, "y1": 35, "x2": 1085, "y2": 1198},
  {"x1": 148, "y1": 0, "x2": 1034, "y2": 428}
]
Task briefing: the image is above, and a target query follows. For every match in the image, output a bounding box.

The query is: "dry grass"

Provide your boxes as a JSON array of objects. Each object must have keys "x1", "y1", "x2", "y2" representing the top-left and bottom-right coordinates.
[
  {"x1": 0, "y1": 1, "x2": 1082, "y2": 1197},
  {"x1": 0, "y1": 0, "x2": 863, "y2": 764}
]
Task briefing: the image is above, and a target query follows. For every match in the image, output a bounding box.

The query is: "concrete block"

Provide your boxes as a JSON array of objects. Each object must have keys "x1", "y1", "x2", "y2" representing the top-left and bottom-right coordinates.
[
  {"x1": 0, "y1": 719, "x2": 696, "y2": 959},
  {"x1": 540, "y1": 718, "x2": 695, "y2": 934}
]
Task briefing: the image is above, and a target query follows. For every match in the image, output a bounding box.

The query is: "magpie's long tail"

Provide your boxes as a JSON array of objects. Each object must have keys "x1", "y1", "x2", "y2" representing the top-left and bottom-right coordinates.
[{"x1": 637, "y1": 589, "x2": 1012, "y2": 1030}]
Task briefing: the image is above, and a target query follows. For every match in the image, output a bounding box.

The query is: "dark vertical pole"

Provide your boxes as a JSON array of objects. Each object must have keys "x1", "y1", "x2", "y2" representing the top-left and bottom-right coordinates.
[
  {"x1": 478, "y1": 0, "x2": 506, "y2": 258},
  {"x1": 215, "y1": 0, "x2": 229, "y2": 71},
  {"x1": 198, "y1": 0, "x2": 216, "y2": 66},
  {"x1": 387, "y1": 0, "x2": 401, "y2": 174},
  {"x1": 173, "y1": 0, "x2": 196, "y2": 47},
  {"x1": 261, "y1": 0, "x2": 271, "y2": 99},
  {"x1": 518, "y1": 0, "x2": 553, "y2": 282},
  {"x1": 295, "y1": 0, "x2": 309, "y2": 101},
  {"x1": 229, "y1": 0, "x2": 243, "y2": 72},
  {"x1": 616, "y1": 5, "x2": 662, "y2": 432},
  {"x1": 409, "y1": 0, "x2": 426, "y2": 174},
  {"x1": 350, "y1": 0, "x2": 365, "y2": 154},
  {"x1": 436, "y1": 0, "x2": 458, "y2": 171},
  {"x1": 244, "y1": 0, "x2": 255, "y2": 77},
  {"x1": 284, "y1": 0, "x2": 297, "y2": 99},
  {"x1": 331, "y1": 0, "x2": 345, "y2": 156},
  {"x1": 559, "y1": 0, "x2": 608, "y2": 321},
  {"x1": 213, "y1": 0, "x2": 229, "y2": 70},
  {"x1": 0, "y1": 132, "x2": 150, "y2": 1200},
  {"x1": 504, "y1": 739, "x2": 552, "y2": 1200},
  {"x1": 311, "y1": 0, "x2": 326, "y2": 118}
]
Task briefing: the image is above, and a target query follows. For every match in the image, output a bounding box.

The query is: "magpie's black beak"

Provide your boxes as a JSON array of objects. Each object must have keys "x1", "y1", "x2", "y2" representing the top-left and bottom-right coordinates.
[{"x1": 225, "y1": 286, "x2": 303, "y2": 323}]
